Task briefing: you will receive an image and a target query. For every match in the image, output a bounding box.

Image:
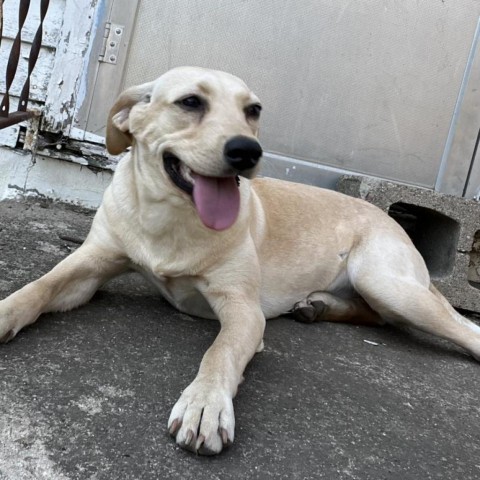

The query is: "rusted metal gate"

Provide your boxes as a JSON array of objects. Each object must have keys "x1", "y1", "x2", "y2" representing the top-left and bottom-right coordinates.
[{"x1": 0, "y1": 0, "x2": 49, "y2": 128}]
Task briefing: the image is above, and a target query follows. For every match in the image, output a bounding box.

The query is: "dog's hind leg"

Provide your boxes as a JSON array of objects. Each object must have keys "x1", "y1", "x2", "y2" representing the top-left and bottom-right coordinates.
[
  {"x1": 0, "y1": 242, "x2": 129, "y2": 343},
  {"x1": 349, "y1": 238, "x2": 480, "y2": 360},
  {"x1": 292, "y1": 292, "x2": 383, "y2": 326}
]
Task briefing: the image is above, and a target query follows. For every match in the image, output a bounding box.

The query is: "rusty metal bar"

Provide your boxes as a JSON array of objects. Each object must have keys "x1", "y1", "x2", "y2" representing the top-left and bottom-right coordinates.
[
  {"x1": 0, "y1": 0, "x2": 31, "y2": 120},
  {"x1": 18, "y1": 0, "x2": 49, "y2": 112},
  {"x1": 0, "y1": 0, "x2": 50, "y2": 129},
  {"x1": 0, "y1": 109, "x2": 31, "y2": 127}
]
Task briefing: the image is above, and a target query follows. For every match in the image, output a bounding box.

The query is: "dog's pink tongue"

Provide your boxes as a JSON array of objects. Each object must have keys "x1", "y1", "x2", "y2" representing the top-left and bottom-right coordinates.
[{"x1": 192, "y1": 174, "x2": 240, "y2": 231}]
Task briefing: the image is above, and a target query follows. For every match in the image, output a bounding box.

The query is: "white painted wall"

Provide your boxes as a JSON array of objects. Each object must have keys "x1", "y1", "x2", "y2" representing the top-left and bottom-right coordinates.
[
  {"x1": 0, "y1": 149, "x2": 112, "y2": 208},
  {"x1": 0, "y1": 0, "x2": 111, "y2": 208}
]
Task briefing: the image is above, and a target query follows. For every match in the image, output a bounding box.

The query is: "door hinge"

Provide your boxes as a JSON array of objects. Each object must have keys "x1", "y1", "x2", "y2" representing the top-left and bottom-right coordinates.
[{"x1": 99, "y1": 22, "x2": 124, "y2": 65}]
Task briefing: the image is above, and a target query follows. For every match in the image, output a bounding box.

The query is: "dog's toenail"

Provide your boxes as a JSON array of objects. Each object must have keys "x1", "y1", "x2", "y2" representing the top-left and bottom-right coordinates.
[
  {"x1": 196, "y1": 434, "x2": 205, "y2": 452},
  {"x1": 220, "y1": 428, "x2": 229, "y2": 445},
  {"x1": 0, "y1": 330, "x2": 14, "y2": 343},
  {"x1": 185, "y1": 430, "x2": 194, "y2": 446},
  {"x1": 169, "y1": 419, "x2": 181, "y2": 436}
]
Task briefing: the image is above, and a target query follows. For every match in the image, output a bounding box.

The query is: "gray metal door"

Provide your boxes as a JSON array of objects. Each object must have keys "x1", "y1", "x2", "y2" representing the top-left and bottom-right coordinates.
[
  {"x1": 79, "y1": 0, "x2": 480, "y2": 194},
  {"x1": 72, "y1": 0, "x2": 139, "y2": 142}
]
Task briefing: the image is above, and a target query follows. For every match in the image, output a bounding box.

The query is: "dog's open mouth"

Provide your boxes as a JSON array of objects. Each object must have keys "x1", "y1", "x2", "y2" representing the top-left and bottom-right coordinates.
[
  {"x1": 163, "y1": 153, "x2": 195, "y2": 195},
  {"x1": 163, "y1": 152, "x2": 241, "y2": 231}
]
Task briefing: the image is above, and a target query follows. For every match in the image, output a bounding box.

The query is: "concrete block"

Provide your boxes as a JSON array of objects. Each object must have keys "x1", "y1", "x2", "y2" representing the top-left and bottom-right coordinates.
[{"x1": 337, "y1": 175, "x2": 480, "y2": 313}]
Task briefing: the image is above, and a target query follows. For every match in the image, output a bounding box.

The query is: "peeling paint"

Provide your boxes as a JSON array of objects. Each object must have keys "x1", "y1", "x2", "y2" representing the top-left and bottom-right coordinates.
[
  {"x1": 7, "y1": 184, "x2": 49, "y2": 199},
  {"x1": 0, "y1": 149, "x2": 112, "y2": 208},
  {"x1": 1, "y1": 0, "x2": 63, "y2": 48},
  {"x1": 0, "y1": 1, "x2": 66, "y2": 147},
  {"x1": 42, "y1": 1, "x2": 101, "y2": 135}
]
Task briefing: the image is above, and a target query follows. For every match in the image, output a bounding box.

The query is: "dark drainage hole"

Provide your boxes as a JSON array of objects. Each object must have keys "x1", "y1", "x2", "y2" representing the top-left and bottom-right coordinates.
[
  {"x1": 468, "y1": 230, "x2": 480, "y2": 289},
  {"x1": 388, "y1": 202, "x2": 460, "y2": 279}
]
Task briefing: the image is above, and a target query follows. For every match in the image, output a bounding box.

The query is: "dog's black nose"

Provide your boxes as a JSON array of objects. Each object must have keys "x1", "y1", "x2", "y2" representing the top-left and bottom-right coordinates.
[{"x1": 224, "y1": 136, "x2": 263, "y2": 171}]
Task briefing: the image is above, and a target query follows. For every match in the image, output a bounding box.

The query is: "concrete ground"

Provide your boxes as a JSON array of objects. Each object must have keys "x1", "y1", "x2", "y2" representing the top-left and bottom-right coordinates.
[{"x1": 0, "y1": 199, "x2": 479, "y2": 480}]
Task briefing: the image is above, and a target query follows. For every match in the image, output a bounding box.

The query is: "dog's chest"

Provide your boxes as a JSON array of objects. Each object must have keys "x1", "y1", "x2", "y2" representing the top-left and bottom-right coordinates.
[{"x1": 138, "y1": 267, "x2": 216, "y2": 319}]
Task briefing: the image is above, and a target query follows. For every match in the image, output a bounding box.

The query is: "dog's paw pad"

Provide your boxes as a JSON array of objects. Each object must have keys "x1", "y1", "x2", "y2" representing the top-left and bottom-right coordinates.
[
  {"x1": 310, "y1": 300, "x2": 328, "y2": 319},
  {"x1": 291, "y1": 303, "x2": 317, "y2": 323}
]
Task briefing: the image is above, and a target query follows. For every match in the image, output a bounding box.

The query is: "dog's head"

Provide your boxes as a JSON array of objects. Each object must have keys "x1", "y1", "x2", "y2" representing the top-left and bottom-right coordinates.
[{"x1": 106, "y1": 66, "x2": 263, "y2": 231}]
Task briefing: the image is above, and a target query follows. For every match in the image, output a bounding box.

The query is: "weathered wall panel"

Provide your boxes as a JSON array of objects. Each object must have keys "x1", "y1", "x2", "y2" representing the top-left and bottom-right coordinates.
[
  {"x1": 1, "y1": 0, "x2": 64, "y2": 48},
  {"x1": 42, "y1": 0, "x2": 103, "y2": 134},
  {"x1": 0, "y1": 96, "x2": 42, "y2": 146},
  {"x1": 0, "y1": 0, "x2": 66, "y2": 146},
  {"x1": 0, "y1": 40, "x2": 55, "y2": 102}
]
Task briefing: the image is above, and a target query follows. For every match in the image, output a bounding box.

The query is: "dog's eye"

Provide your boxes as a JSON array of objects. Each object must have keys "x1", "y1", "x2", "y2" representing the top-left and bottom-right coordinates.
[
  {"x1": 176, "y1": 95, "x2": 204, "y2": 111},
  {"x1": 245, "y1": 104, "x2": 262, "y2": 120}
]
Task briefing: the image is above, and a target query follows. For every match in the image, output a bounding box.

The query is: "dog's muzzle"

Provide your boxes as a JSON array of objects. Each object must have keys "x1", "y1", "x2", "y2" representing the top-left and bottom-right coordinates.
[
  {"x1": 224, "y1": 136, "x2": 262, "y2": 172},
  {"x1": 162, "y1": 137, "x2": 262, "y2": 233}
]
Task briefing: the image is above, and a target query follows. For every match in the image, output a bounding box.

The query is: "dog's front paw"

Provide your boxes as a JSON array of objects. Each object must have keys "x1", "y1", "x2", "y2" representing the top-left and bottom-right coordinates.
[
  {"x1": 0, "y1": 303, "x2": 21, "y2": 343},
  {"x1": 168, "y1": 380, "x2": 234, "y2": 455}
]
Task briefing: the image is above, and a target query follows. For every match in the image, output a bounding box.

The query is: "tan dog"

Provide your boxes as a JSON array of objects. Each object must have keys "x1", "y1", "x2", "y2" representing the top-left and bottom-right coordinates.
[{"x1": 1, "y1": 67, "x2": 479, "y2": 455}]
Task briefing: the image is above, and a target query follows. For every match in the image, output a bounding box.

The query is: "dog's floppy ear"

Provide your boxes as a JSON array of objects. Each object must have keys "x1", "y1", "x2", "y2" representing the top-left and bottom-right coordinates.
[{"x1": 106, "y1": 81, "x2": 154, "y2": 155}]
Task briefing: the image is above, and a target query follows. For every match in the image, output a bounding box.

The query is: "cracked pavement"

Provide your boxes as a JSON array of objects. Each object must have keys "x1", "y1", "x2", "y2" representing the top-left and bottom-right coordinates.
[{"x1": 0, "y1": 199, "x2": 479, "y2": 480}]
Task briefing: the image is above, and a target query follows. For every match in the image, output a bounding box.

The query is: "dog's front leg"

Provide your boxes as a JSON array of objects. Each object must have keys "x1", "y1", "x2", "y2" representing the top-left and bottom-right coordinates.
[
  {"x1": 168, "y1": 282, "x2": 265, "y2": 455},
  {"x1": 0, "y1": 242, "x2": 128, "y2": 342}
]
